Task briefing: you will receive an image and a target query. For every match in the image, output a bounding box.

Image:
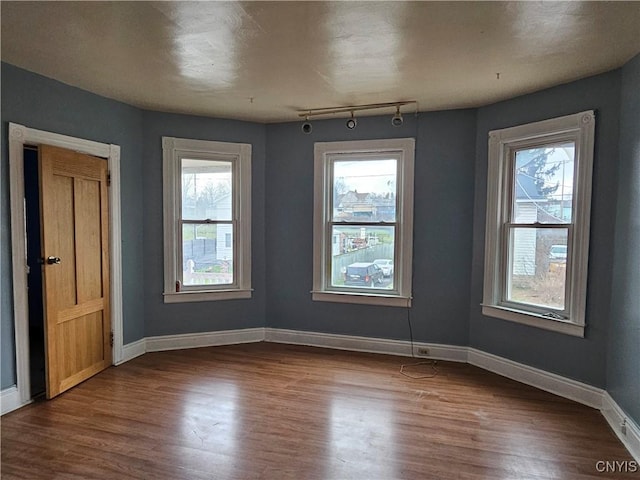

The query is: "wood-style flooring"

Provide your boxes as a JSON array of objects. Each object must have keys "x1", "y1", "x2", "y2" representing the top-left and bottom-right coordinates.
[{"x1": 1, "y1": 342, "x2": 635, "y2": 479}]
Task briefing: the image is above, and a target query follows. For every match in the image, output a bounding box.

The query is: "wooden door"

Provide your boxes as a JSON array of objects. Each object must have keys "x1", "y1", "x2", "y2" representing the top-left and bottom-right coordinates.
[{"x1": 39, "y1": 145, "x2": 111, "y2": 398}]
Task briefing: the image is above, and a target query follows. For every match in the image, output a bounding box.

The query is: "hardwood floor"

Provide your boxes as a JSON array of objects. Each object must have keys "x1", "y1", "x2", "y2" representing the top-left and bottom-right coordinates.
[{"x1": 1, "y1": 342, "x2": 635, "y2": 479}]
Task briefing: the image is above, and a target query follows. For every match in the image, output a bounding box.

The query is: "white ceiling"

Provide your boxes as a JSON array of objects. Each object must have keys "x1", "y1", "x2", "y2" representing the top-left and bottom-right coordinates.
[{"x1": 2, "y1": 1, "x2": 639, "y2": 123}]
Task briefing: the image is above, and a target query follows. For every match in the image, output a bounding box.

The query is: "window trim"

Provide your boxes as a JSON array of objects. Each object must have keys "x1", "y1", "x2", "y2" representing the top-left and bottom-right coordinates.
[
  {"x1": 482, "y1": 111, "x2": 595, "y2": 337},
  {"x1": 312, "y1": 138, "x2": 415, "y2": 307},
  {"x1": 162, "y1": 136, "x2": 252, "y2": 303}
]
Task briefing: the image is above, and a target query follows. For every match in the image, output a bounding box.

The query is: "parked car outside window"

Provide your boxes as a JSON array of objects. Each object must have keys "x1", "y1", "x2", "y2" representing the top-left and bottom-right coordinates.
[
  {"x1": 373, "y1": 259, "x2": 394, "y2": 277},
  {"x1": 549, "y1": 245, "x2": 567, "y2": 261},
  {"x1": 344, "y1": 262, "x2": 384, "y2": 287}
]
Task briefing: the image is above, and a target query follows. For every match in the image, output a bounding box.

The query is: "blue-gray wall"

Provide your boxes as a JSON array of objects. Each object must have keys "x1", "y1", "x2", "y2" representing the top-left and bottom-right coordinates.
[
  {"x1": 265, "y1": 111, "x2": 475, "y2": 344},
  {"x1": 469, "y1": 71, "x2": 622, "y2": 388},
  {"x1": 1, "y1": 63, "x2": 146, "y2": 388},
  {"x1": 607, "y1": 53, "x2": 640, "y2": 421},
  {"x1": 1, "y1": 59, "x2": 637, "y2": 430},
  {"x1": 141, "y1": 111, "x2": 267, "y2": 336}
]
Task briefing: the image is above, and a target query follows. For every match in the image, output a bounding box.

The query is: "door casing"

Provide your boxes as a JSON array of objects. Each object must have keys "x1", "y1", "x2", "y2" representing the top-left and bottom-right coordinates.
[{"x1": 8, "y1": 123, "x2": 123, "y2": 407}]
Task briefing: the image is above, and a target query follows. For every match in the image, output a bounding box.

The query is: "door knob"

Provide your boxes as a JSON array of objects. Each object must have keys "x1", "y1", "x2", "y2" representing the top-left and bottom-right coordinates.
[{"x1": 46, "y1": 256, "x2": 61, "y2": 265}]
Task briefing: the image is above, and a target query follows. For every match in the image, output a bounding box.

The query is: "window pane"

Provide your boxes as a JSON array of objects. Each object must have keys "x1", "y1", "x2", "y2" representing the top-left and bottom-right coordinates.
[
  {"x1": 506, "y1": 227, "x2": 568, "y2": 310},
  {"x1": 182, "y1": 223, "x2": 233, "y2": 286},
  {"x1": 513, "y1": 143, "x2": 574, "y2": 224},
  {"x1": 333, "y1": 159, "x2": 397, "y2": 221},
  {"x1": 330, "y1": 225, "x2": 395, "y2": 289},
  {"x1": 182, "y1": 159, "x2": 232, "y2": 221}
]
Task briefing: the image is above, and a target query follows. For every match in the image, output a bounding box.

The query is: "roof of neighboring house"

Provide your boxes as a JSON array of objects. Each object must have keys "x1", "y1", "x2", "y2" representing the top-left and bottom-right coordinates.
[
  {"x1": 338, "y1": 191, "x2": 398, "y2": 206},
  {"x1": 338, "y1": 191, "x2": 372, "y2": 205}
]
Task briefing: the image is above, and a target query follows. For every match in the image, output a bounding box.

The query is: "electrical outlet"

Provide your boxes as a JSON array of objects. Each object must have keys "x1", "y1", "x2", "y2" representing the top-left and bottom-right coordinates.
[{"x1": 417, "y1": 347, "x2": 430, "y2": 356}]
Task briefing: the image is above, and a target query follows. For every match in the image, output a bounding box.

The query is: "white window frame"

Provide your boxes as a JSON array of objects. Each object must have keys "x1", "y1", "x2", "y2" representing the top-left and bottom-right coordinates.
[
  {"x1": 162, "y1": 137, "x2": 252, "y2": 303},
  {"x1": 482, "y1": 111, "x2": 595, "y2": 337},
  {"x1": 312, "y1": 138, "x2": 415, "y2": 307}
]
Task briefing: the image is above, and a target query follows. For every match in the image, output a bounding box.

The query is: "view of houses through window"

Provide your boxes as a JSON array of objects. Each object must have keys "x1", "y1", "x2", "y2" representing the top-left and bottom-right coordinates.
[
  {"x1": 483, "y1": 111, "x2": 594, "y2": 335},
  {"x1": 331, "y1": 159, "x2": 396, "y2": 290},
  {"x1": 181, "y1": 158, "x2": 234, "y2": 286},
  {"x1": 506, "y1": 142, "x2": 574, "y2": 311}
]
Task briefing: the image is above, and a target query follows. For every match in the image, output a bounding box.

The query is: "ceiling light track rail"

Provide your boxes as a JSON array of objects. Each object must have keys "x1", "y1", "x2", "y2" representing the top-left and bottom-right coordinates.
[
  {"x1": 297, "y1": 100, "x2": 418, "y2": 119},
  {"x1": 298, "y1": 101, "x2": 418, "y2": 133}
]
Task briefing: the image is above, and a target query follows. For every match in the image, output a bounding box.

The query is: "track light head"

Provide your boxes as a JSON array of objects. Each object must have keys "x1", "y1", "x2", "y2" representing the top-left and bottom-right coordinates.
[
  {"x1": 391, "y1": 106, "x2": 403, "y2": 127},
  {"x1": 346, "y1": 112, "x2": 357, "y2": 130},
  {"x1": 301, "y1": 116, "x2": 312, "y2": 134}
]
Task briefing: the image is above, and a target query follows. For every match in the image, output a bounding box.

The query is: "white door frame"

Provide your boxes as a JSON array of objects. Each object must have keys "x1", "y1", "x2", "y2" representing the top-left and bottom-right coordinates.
[{"x1": 8, "y1": 122, "x2": 123, "y2": 407}]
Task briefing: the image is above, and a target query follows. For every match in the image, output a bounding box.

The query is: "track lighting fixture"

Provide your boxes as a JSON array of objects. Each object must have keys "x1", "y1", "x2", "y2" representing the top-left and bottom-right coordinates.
[
  {"x1": 297, "y1": 100, "x2": 417, "y2": 133},
  {"x1": 391, "y1": 106, "x2": 403, "y2": 127},
  {"x1": 301, "y1": 115, "x2": 312, "y2": 134},
  {"x1": 345, "y1": 112, "x2": 357, "y2": 130}
]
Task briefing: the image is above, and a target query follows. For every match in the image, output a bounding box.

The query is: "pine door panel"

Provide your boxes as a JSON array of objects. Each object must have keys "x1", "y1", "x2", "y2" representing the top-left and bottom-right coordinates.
[{"x1": 40, "y1": 145, "x2": 111, "y2": 399}]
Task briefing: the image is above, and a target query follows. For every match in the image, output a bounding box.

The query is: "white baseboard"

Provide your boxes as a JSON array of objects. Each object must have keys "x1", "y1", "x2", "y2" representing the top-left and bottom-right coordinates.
[
  {"x1": 264, "y1": 330, "x2": 604, "y2": 407},
  {"x1": 117, "y1": 338, "x2": 147, "y2": 365},
  {"x1": 1, "y1": 386, "x2": 27, "y2": 415},
  {"x1": 112, "y1": 328, "x2": 607, "y2": 417},
  {"x1": 3, "y1": 325, "x2": 637, "y2": 463},
  {"x1": 264, "y1": 328, "x2": 468, "y2": 363},
  {"x1": 145, "y1": 327, "x2": 265, "y2": 352},
  {"x1": 468, "y1": 348, "x2": 605, "y2": 409},
  {"x1": 602, "y1": 392, "x2": 640, "y2": 462}
]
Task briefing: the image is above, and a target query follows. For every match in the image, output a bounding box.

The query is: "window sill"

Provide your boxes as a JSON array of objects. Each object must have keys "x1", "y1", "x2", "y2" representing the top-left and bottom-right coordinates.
[
  {"x1": 481, "y1": 304, "x2": 584, "y2": 337},
  {"x1": 163, "y1": 289, "x2": 252, "y2": 303},
  {"x1": 312, "y1": 291, "x2": 411, "y2": 308}
]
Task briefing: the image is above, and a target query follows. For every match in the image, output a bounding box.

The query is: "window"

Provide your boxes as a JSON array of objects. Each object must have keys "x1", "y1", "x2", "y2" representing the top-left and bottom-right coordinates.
[
  {"x1": 312, "y1": 138, "x2": 415, "y2": 307},
  {"x1": 162, "y1": 137, "x2": 251, "y2": 303},
  {"x1": 483, "y1": 111, "x2": 595, "y2": 336}
]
